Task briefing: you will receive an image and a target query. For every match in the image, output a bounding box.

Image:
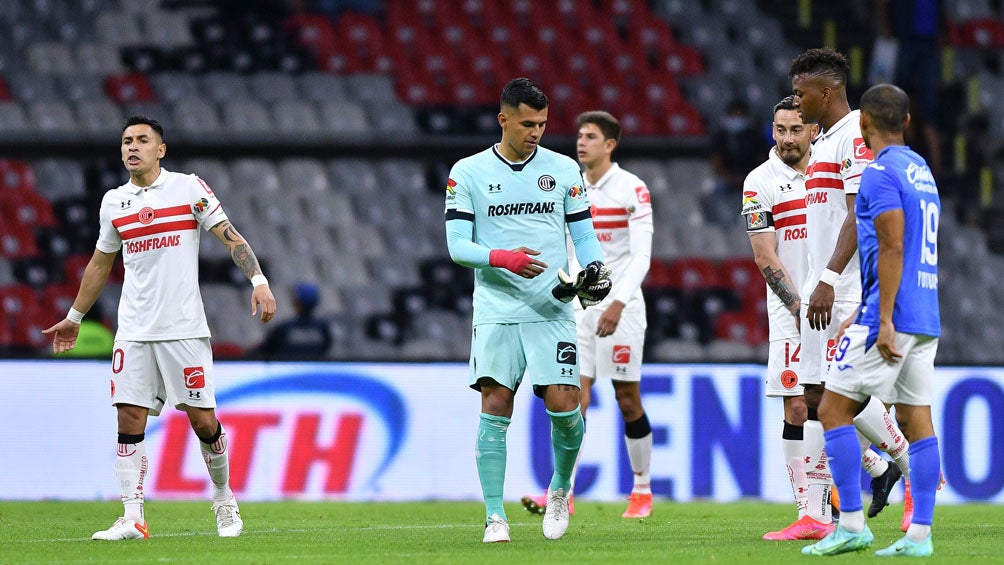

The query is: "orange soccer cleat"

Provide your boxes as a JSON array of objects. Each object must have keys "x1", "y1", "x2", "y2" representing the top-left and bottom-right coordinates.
[
  {"x1": 763, "y1": 515, "x2": 836, "y2": 541},
  {"x1": 622, "y1": 492, "x2": 653, "y2": 518}
]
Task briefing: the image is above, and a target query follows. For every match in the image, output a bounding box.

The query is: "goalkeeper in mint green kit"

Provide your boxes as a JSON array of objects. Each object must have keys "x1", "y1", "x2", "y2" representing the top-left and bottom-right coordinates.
[{"x1": 445, "y1": 78, "x2": 611, "y2": 543}]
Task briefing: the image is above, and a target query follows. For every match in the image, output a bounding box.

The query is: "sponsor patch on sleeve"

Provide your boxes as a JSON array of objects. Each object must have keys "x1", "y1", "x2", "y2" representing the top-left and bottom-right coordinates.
[{"x1": 745, "y1": 211, "x2": 771, "y2": 230}]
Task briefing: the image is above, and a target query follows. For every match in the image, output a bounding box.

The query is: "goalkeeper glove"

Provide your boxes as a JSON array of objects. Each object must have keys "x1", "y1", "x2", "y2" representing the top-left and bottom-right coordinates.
[{"x1": 551, "y1": 261, "x2": 612, "y2": 308}]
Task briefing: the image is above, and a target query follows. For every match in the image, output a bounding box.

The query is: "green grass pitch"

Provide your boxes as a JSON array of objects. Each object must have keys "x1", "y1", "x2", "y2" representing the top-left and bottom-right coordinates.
[{"x1": 1, "y1": 500, "x2": 1002, "y2": 563}]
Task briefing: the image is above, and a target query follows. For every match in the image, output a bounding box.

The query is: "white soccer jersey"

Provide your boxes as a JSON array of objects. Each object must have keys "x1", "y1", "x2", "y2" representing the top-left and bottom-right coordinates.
[
  {"x1": 741, "y1": 148, "x2": 808, "y2": 340},
  {"x1": 96, "y1": 169, "x2": 228, "y2": 341},
  {"x1": 570, "y1": 163, "x2": 653, "y2": 308},
  {"x1": 802, "y1": 110, "x2": 872, "y2": 302}
]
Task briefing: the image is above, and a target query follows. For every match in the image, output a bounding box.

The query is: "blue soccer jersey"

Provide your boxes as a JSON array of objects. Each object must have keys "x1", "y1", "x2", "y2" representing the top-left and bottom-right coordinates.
[
  {"x1": 445, "y1": 145, "x2": 598, "y2": 324},
  {"x1": 855, "y1": 145, "x2": 941, "y2": 342}
]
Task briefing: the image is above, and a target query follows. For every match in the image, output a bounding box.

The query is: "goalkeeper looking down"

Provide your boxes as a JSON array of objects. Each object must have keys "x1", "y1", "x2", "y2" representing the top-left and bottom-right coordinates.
[{"x1": 444, "y1": 77, "x2": 610, "y2": 544}]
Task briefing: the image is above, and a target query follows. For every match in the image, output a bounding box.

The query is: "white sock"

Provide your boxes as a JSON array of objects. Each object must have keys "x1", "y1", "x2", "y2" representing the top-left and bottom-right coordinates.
[
  {"x1": 200, "y1": 427, "x2": 234, "y2": 502},
  {"x1": 906, "y1": 523, "x2": 932, "y2": 542},
  {"x1": 116, "y1": 441, "x2": 148, "y2": 523},
  {"x1": 626, "y1": 433, "x2": 653, "y2": 494},
  {"x1": 840, "y1": 509, "x2": 866, "y2": 532},
  {"x1": 782, "y1": 437, "x2": 809, "y2": 517},
  {"x1": 804, "y1": 420, "x2": 832, "y2": 523},
  {"x1": 861, "y1": 446, "x2": 889, "y2": 478},
  {"x1": 853, "y1": 397, "x2": 909, "y2": 465}
]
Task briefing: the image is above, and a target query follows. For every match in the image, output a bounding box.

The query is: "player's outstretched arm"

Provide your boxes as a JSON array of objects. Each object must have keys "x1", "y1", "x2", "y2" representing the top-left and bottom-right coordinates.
[
  {"x1": 42, "y1": 248, "x2": 117, "y2": 354},
  {"x1": 209, "y1": 220, "x2": 276, "y2": 323}
]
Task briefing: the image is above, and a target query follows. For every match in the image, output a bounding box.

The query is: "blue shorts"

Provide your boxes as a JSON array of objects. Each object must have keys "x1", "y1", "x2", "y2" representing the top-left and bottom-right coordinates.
[{"x1": 469, "y1": 320, "x2": 580, "y2": 397}]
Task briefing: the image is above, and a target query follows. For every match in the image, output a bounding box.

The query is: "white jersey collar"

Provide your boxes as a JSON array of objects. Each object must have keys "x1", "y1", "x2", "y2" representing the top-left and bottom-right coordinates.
[
  {"x1": 585, "y1": 162, "x2": 621, "y2": 190},
  {"x1": 817, "y1": 109, "x2": 859, "y2": 142},
  {"x1": 124, "y1": 167, "x2": 169, "y2": 194},
  {"x1": 768, "y1": 148, "x2": 804, "y2": 181}
]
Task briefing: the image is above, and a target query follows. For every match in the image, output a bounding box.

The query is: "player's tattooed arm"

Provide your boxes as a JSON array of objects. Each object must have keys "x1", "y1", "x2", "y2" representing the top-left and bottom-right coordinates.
[
  {"x1": 210, "y1": 220, "x2": 264, "y2": 279},
  {"x1": 762, "y1": 265, "x2": 801, "y2": 318}
]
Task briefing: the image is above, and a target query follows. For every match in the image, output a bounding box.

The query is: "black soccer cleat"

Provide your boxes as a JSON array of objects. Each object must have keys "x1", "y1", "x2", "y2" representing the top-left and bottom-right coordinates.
[{"x1": 868, "y1": 460, "x2": 904, "y2": 518}]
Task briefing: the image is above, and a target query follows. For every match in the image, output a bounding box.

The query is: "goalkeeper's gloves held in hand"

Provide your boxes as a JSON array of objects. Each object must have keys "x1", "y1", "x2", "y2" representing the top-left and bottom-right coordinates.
[{"x1": 551, "y1": 261, "x2": 612, "y2": 308}]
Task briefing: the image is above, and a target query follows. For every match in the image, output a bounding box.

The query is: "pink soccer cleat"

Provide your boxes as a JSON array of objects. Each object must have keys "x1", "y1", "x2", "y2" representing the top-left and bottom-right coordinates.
[
  {"x1": 763, "y1": 515, "x2": 836, "y2": 541},
  {"x1": 622, "y1": 492, "x2": 653, "y2": 518}
]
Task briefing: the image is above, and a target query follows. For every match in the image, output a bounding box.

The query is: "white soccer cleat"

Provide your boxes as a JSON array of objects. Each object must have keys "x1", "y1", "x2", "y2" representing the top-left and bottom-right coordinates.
[
  {"x1": 483, "y1": 513, "x2": 510, "y2": 543},
  {"x1": 542, "y1": 488, "x2": 570, "y2": 540},
  {"x1": 213, "y1": 498, "x2": 244, "y2": 538},
  {"x1": 92, "y1": 517, "x2": 149, "y2": 540}
]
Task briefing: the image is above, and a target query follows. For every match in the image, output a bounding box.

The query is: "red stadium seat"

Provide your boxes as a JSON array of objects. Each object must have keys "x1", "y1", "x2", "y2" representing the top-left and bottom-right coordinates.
[
  {"x1": 283, "y1": 13, "x2": 337, "y2": 52},
  {"x1": 718, "y1": 257, "x2": 764, "y2": 304},
  {"x1": 0, "y1": 284, "x2": 40, "y2": 317},
  {"x1": 63, "y1": 253, "x2": 92, "y2": 287},
  {"x1": 0, "y1": 77, "x2": 11, "y2": 102},
  {"x1": 714, "y1": 311, "x2": 768, "y2": 345},
  {"x1": 3, "y1": 189, "x2": 58, "y2": 228},
  {"x1": 212, "y1": 341, "x2": 245, "y2": 359},
  {"x1": 666, "y1": 257, "x2": 721, "y2": 291},
  {"x1": 644, "y1": 258, "x2": 674, "y2": 288},
  {"x1": 0, "y1": 225, "x2": 39, "y2": 259},
  {"x1": 105, "y1": 73, "x2": 156, "y2": 103},
  {"x1": 41, "y1": 282, "x2": 78, "y2": 314},
  {"x1": 950, "y1": 18, "x2": 1004, "y2": 49},
  {"x1": 0, "y1": 160, "x2": 35, "y2": 191}
]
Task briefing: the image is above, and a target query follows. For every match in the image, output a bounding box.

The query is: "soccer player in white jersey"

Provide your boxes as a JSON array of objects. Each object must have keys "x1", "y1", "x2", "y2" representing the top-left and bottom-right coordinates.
[
  {"x1": 743, "y1": 96, "x2": 820, "y2": 540},
  {"x1": 802, "y1": 83, "x2": 941, "y2": 558},
  {"x1": 790, "y1": 48, "x2": 912, "y2": 529},
  {"x1": 445, "y1": 78, "x2": 611, "y2": 543},
  {"x1": 522, "y1": 111, "x2": 655, "y2": 519},
  {"x1": 43, "y1": 116, "x2": 276, "y2": 540}
]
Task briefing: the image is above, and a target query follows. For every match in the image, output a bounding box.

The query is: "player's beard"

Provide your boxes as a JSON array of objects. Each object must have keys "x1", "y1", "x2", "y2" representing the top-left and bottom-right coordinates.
[{"x1": 777, "y1": 146, "x2": 805, "y2": 168}]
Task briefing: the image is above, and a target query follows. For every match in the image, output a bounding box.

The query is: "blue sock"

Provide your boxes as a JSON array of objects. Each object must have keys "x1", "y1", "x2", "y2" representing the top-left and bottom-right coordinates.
[
  {"x1": 476, "y1": 413, "x2": 510, "y2": 522},
  {"x1": 547, "y1": 406, "x2": 584, "y2": 493},
  {"x1": 908, "y1": 436, "x2": 940, "y2": 526},
  {"x1": 824, "y1": 425, "x2": 864, "y2": 513}
]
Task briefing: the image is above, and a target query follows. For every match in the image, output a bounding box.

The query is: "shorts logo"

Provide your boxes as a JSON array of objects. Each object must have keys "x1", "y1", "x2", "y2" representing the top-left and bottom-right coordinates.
[
  {"x1": 612, "y1": 345, "x2": 631, "y2": 364},
  {"x1": 780, "y1": 369, "x2": 798, "y2": 389},
  {"x1": 184, "y1": 367, "x2": 206, "y2": 389},
  {"x1": 825, "y1": 339, "x2": 837, "y2": 362},
  {"x1": 138, "y1": 207, "x2": 155, "y2": 225},
  {"x1": 538, "y1": 175, "x2": 556, "y2": 192},
  {"x1": 556, "y1": 341, "x2": 577, "y2": 365}
]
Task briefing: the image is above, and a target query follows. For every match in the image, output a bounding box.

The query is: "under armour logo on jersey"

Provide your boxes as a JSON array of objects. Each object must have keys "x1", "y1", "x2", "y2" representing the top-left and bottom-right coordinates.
[
  {"x1": 780, "y1": 183, "x2": 793, "y2": 192},
  {"x1": 561, "y1": 367, "x2": 573, "y2": 376},
  {"x1": 488, "y1": 183, "x2": 502, "y2": 192},
  {"x1": 121, "y1": 199, "x2": 131, "y2": 209},
  {"x1": 556, "y1": 341, "x2": 577, "y2": 365}
]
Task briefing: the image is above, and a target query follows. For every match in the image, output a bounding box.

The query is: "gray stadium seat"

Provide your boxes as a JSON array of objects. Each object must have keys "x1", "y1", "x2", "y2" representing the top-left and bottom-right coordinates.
[
  {"x1": 250, "y1": 72, "x2": 300, "y2": 102},
  {"x1": 367, "y1": 255, "x2": 420, "y2": 289},
  {"x1": 649, "y1": 338, "x2": 706, "y2": 362},
  {"x1": 319, "y1": 99, "x2": 371, "y2": 135},
  {"x1": 376, "y1": 159, "x2": 428, "y2": 194},
  {"x1": 55, "y1": 75, "x2": 106, "y2": 102},
  {"x1": 704, "y1": 340, "x2": 755, "y2": 362},
  {"x1": 329, "y1": 159, "x2": 380, "y2": 192},
  {"x1": 150, "y1": 73, "x2": 202, "y2": 104},
  {"x1": 221, "y1": 99, "x2": 273, "y2": 135},
  {"x1": 350, "y1": 189, "x2": 404, "y2": 226},
  {"x1": 5, "y1": 72, "x2": 59, "y2": 101},
  {"x1": 345, "y1": 73, "x2": 398, "y2": 103},
  {"x1": 27, "y1": 100, "x2": 78, "y2": 135},
  {"x1": 365, "y1": 101, "x2": 419, "y2": 134},
  {"x1": 300, "y1": 191, "x2": 357, "y2": 228},
  {"x1": 95, "y1": 12, "x2": 142, "y2": 45},
  {"x1": 142, "y1": 10, "x2": 194, "y2": 48},
  {"x1": 400, "y1": 338, "x2": 451, "y2": 360},
  {"x1": 618, "y1": 159, "x2": 672, "y2": 195},
  {"x1": 334, "y1": 224, "x2": 386, "y2": 259},
  {"x1": 339, "y1": 284, "x2": 393, "y2": 321},
  {"x1": 32, "y1": 159, "x2": 87, "y2": 202},
  {"x1": 272, "y1": 100, "x2": 323, "y2": 137},
  {"x1": 278, "y1": 158, "x2": 330, "y2": 195},
  {"x1": 298, "y1": 72, "x2": 350, "y2": 102},
  {"x1": 182, "y1": 158, "x2": 234, "y2": 194},
  {"x1": 172, "y1": 98, "x2": 223, "y2": 136},
  {"x1": 0, "y1": 103, "x2": 34, "y2": 140},
  {"x1": 27, "y1": 42, "x2": 76, "y2": 74},
  {"x1": 74, "y1": 43, "x2": 124, "y2": 75},
  {"x1": 231, "y1": 158, "x2": 281, "y2": 194},
  {"x1": 201, "y1": 72, "x2": 251, "y2": 103}
]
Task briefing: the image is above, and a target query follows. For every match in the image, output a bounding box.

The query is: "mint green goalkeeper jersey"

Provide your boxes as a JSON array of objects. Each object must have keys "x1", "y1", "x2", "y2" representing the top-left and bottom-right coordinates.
[{"x1": 445, "y1": 145, "x2": 599, "y2": 324}]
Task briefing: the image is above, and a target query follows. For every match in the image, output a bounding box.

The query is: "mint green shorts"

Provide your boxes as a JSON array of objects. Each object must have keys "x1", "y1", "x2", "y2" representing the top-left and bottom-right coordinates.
[{"x1": 469, "y1": 320, "x2": 580, "y2": 398}]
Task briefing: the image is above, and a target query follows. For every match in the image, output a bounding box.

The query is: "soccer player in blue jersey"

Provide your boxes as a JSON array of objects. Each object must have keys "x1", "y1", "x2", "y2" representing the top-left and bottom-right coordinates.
[
  {"x1": 444, "y1": 77, "x2": 611, "y2": 543},
  {"x1": 801, "y1": 84, "x2": 941, "y2": 557}
]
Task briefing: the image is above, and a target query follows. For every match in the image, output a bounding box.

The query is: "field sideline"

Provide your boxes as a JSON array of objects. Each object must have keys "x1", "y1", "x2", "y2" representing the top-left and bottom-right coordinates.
[{"x1": 1, "y1": 500, "x2": 1002, "y2": 563}]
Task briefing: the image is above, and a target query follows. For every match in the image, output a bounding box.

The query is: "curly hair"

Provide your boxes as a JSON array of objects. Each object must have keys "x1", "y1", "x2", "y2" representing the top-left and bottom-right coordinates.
[{"x1": 788, "y1": 48, "x2": 850, "y2": 87}]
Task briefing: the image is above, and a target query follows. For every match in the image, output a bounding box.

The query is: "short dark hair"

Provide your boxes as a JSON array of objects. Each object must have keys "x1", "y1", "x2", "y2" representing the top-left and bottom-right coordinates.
[
  {"x1": 500, "y1": 78, "x2": 548, "y2": 111},
  {"x1": 860, "y1": 83, "x2": 909, "y2": 133},
  {"x1": 576, "y1": 111, "x2": 621, "y2": 143},
  {"x1": 123, "y1": 115, "x2": 165, "y2": 141},
  {"x1": 788, "y1": 47, "x2": 850, "y2": 87},
  {"x1": 773, "y1": 95, "x2": 797, "y2": 115}
]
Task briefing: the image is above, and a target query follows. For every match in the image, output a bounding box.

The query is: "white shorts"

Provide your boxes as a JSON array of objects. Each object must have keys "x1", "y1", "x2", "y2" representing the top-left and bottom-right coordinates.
[
  {"x1": 765, "y1": 337, "x2": 804, "y2": 397},
  {"x1": 576, "y1": 303, "x2": 646, "y2": 382},
  {"x1": 111, "y1": 338, "x2": 217, "y2": 416},
  {"x1": 800, "y1": 300, "x2": 859, "y2": 385},
  {"x1": 825, "y1": 324, "x2": 938, "y2": 405}
]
